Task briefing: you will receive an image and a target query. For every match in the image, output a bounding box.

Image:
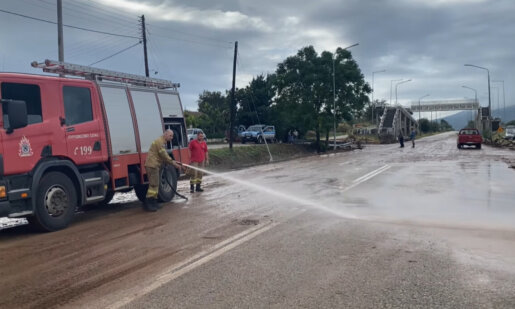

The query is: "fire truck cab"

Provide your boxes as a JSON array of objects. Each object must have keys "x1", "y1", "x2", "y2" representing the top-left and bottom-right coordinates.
[{"x1": 0, "y1": 60, "x2": 190, "y2": 231}]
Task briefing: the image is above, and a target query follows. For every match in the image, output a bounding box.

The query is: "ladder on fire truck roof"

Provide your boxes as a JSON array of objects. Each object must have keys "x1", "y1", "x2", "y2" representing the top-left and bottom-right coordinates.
[{"x1": 31, "y1": 59, "x2": 179, "y2": 90}]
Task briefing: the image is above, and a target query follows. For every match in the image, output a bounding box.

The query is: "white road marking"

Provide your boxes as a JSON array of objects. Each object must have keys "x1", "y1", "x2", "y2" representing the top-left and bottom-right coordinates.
[
  {"x1": 342, "y1": 165, "x2": 391, "y2": 192},
  {"x1": 108, "y1": 221, "x2": 280, "y2": 309},
  {"x1": 105, "y1": 166, "x2": 391, "y2": 308}
]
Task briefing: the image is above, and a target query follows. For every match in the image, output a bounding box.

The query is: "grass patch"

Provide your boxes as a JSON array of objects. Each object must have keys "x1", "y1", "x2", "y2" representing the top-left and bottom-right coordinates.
[
  {"x1": 208, "y1": 144, "x2": 315, "y2": 171},
  {"x1": 351, "y1": 135, "x2": 380, "y2": 144}
]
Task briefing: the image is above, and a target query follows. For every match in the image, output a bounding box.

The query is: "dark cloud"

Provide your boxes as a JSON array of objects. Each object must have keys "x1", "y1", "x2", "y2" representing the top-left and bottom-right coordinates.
[{"x1": 0, "y1": 0, "x2": 513, "y2": 114}]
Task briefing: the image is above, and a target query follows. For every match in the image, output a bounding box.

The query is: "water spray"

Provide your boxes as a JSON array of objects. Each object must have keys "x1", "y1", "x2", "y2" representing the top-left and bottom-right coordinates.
[{"x1": 179, "y1": 163, "x2": 357, "y2": 220}]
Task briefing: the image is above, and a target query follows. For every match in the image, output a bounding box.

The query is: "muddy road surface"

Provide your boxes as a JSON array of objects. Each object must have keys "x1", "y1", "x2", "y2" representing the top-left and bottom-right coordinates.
[{"x1": 1, "y1": 132, "x2": 515, "y2": 308}]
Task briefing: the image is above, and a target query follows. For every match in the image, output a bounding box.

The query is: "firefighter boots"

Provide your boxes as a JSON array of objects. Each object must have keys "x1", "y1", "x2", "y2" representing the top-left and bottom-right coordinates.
[
  {"x1": 196, "y1": 184, "x2": 204, "y2": 192},
  {"x1": 145, "y1": 198, "x2": 158, "y2": 212},
  {"x1": 190, "y1": 184, "x2": 195, "y2": 193}
]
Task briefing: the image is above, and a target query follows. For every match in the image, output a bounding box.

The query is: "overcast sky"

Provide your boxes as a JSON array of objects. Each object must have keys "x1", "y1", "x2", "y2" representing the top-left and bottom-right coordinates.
[{"x1": 0, "y1": 0, "x2": 513, "y2": 118}]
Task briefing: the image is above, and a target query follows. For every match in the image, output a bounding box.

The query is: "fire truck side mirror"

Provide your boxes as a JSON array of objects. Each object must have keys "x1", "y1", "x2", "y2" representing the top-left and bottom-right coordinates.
[{"x1": 2, "y1": 99, "x2": 28, "y2": 134}]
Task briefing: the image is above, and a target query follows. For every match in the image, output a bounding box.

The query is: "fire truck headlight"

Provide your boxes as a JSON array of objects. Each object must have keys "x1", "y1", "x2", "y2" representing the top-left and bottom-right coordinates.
[{"x1": 0, "y1": 186, "x2": 6, "y2": 199}]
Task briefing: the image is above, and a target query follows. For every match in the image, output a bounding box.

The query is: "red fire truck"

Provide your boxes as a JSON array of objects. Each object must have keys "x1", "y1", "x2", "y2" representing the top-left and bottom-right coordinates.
[{"x1": 0, "y1": 60, "x2": 190, "y2": 231}]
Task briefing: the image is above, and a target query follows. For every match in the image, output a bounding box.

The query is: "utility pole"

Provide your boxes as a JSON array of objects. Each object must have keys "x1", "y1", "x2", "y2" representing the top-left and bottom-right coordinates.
[
  {"x1": 229, "y1": 41, "x2": 238, "y2": 150},
  {"x1": 141, "y1": 15, "x2": 149, "y2": 77},
  {"x1": 371, "y1": 70, "x2": 385, "y2": 125},
  {"x1": 57, "y1": 0, "x2": 64, "y2": 76}
]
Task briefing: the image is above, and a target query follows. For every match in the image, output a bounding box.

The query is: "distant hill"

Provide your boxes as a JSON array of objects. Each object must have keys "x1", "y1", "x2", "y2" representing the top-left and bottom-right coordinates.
[{"x1": 442, "y1": 105, "x2": 515, "y2": 130}]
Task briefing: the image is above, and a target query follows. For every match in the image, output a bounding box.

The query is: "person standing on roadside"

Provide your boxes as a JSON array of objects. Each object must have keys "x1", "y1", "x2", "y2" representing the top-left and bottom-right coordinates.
[
  {"x1": 398, "y1": 131, "x2": 404, "y2": 148},
  {"x1": 188, "y1": 131, "x2": 209, "y2": 193},
  {"x1": 410, "y1": 128, "x2": 416, "y2": 148},
  {"x1": 145, "y1": 129, "x2": 183, "y2": 212}
]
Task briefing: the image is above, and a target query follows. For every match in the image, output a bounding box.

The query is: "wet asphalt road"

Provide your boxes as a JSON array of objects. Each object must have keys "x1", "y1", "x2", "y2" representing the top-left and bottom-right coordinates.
[{"x1": 2, "y1": 132, "x2": 515, "y2": 308}]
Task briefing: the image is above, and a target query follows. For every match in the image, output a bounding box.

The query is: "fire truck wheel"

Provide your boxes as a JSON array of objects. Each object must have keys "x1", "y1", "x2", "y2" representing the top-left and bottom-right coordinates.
[
  {"x1": 134, "y1": 184, "x2": 148, "y2": 202},
  {"x1": 29, "y1": 172, "x2": 77, "y2": 232},
  {"x1": 158, "y1": 166, "x2": 177, "y2": 203}
]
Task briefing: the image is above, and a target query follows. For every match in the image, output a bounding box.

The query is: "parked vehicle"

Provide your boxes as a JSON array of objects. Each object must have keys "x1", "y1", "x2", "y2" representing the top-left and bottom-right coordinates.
[
  {"x1": 226, "y1": 125, "x2": 246, "y2": 142},
  {"x1": 240, "y1": 125, "x2": 276, "y2": 144},
  {"x1": 505, "y1": 125, "x2": 515, "y2": 140},
  {"x1": 187, "y1": 128, "x2": 207, "y2": 143},
  {"x1": 457, "y1": 128, "x2": 482, "y2": 149},
  {"x1": 0, "y1": 59, "x2": 190, "y2": 231}
]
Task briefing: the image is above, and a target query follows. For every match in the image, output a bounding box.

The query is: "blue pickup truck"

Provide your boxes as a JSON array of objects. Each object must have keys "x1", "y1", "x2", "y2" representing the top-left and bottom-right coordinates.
[{"x1": 239, "y1": 125, "x2": 276, "y2": 144}]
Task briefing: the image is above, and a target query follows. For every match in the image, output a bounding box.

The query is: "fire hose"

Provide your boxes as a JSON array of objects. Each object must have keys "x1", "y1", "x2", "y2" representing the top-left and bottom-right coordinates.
[{"x1": 164, "y1": 165, "x2": 189, "y2": 201}]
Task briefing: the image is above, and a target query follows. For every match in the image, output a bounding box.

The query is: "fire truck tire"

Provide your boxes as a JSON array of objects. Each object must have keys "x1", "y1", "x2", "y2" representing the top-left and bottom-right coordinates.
[
  {"x1": 158, "y1": 166, "x2": 177, "y2": 203},
  {"x1": 134, "y1": 184, "x2": 148, "y2": 202},
  {"x1": 28, "y1": 172, "x2": 77, "y2": 232}
]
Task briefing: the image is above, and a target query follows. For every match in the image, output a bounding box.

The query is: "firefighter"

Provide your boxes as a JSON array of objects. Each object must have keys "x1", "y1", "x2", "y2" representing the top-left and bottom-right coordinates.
[
  {"x1": 188, "y1": 131, "x2": 209, "y2": 193},
  {"x1": 144, "y1": 129, "x2": 183, "y2": 212}
]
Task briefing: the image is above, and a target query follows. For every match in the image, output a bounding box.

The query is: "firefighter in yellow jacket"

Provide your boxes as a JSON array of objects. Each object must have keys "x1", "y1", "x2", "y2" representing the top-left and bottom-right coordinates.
[{"x1": 144, "y1": 129, "x2": 182, "y2": 212}]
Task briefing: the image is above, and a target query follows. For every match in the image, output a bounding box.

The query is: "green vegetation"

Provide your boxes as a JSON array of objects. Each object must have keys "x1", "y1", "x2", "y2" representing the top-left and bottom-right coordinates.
[
  {"x1": 208, "y1": 144, "x2": 315, "y2": 171},
  {"x1": 186, "y1": 45, "x2": 371, "y2": 152},
  {"x1": 418, "y1": 118, "x2": 453, "y2": 133}
]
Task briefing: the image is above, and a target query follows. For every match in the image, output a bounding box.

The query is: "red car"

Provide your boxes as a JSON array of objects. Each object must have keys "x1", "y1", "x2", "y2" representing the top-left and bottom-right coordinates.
[{"x1": 457, "y1": 128, "x2": 482, "y2": 149}]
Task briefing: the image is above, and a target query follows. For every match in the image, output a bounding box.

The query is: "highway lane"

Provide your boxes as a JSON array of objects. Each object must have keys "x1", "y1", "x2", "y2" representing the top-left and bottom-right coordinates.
[{"x1": 1, "y1": 132, "x2": 515, "y2": 308}]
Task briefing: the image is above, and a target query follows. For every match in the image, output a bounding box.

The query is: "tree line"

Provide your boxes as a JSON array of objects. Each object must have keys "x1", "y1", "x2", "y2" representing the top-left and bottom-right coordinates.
[
  {"x1": 418, "y1": 118, "x2": 453, "y2": 133},
  {"x1": 185, "y1": 45, "x2": 372, "y2": 151}
]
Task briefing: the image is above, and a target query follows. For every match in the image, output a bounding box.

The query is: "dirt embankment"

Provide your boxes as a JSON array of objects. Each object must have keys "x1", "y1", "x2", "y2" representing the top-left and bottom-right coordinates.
[{"x1": 208, "y1": 144, "x2": 317, "y2": 171}]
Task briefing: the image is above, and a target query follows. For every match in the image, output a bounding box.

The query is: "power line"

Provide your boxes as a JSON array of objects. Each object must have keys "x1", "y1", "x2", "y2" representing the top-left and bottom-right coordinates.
[
  {"x1": 147, "y1": 22, "x2": 233, "y2": 45},
  {"x1": 66, "y1": 0, "x2": 139, "y2": 25},
  {"x1": 149, "y1": 30, "x2": 232, "y2": 50},
  {"x1": 66, "y1": 36, "x2": 135, "y2": 60},
  {"x1": 62, "y1": 0, "x2": 139, "y2": 31},
  {"x1": 145, "y1": 30, "x2": 174, "y2": 77},
  {"x1": 146, "y1": 30, "x2": 162, "y2": 75},
  {"x1": 34, "y1": 0, "x2": 139, "y2": 34},
  {"x1": 0, "y1": 8, "x2": 140, "y2": 39},
  {"x1": 90, "y1": 41, "x2": 142, "y2": 66}
]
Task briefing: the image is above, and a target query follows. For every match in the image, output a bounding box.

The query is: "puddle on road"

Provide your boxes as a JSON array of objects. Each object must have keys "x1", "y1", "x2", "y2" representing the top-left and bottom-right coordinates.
[
  {"x1": 349, "y1": 160, "x2": 515, "y2": 231},
  {"x1": 193, "y1": 156, "x2": 515, "y2": 232}
]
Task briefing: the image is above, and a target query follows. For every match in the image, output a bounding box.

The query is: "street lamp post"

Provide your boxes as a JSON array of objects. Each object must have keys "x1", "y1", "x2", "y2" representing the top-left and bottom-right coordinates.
[
  {"x1": 462, "y1": 85, "x2": 477, "y2": 102},
  {"x1": 492, "y1": 86, "x2": 499, "y2": 118},
  {"x1": 390, "y1": 79, "x2": 403, "y2": 105},
  {"x1": 333, "y1": 43, "x2": 359, "y2": 150},
  {"x1": 465, "y1": 64, "x2": 491, "y2": 134},
  {"x1": 371, "y1": 70, "x2": 386, "y2": 125},
  {"x1": 462, "y1": 85, "x2": 478, "y2": 125},
  {"x1": 492, "y1": 80, "x2": 505, "y2": 122},
  {"x1": 395, "y1": 79, "x2": 412, "y2": 105},
  {"x1": 418, "y1": 94, "x2": 430, "y2": 120}
]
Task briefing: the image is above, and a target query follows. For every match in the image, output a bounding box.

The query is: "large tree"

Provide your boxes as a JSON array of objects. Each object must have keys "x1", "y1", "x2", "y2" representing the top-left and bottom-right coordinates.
[
  {"x1": 236, "y1": 74, "x2": 276, "y2": 128},
  {"x1": 197, "y1": 90, "x2": 229, "y2": 136},
  {"x1": 274, "y1": 46, "x2": 371, "y2": 151}
]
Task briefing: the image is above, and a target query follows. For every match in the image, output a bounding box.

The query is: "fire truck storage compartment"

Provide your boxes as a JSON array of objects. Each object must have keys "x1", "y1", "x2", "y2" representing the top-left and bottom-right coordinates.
[
  {"x1": 99, "y1": 85, "x2": 138, "y2": 188},
  {"x1": 129, "y1": 89, "x2": 164, "y2": 152},
  {"x1": 158, "y1": 92, "x2": 183, "y2": 119}
]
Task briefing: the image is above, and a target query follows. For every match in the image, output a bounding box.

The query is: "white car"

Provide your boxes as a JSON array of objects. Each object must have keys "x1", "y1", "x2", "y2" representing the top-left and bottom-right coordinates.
[{"x1": 187, "y1": 128, "x2": 207, "y2": 142}]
